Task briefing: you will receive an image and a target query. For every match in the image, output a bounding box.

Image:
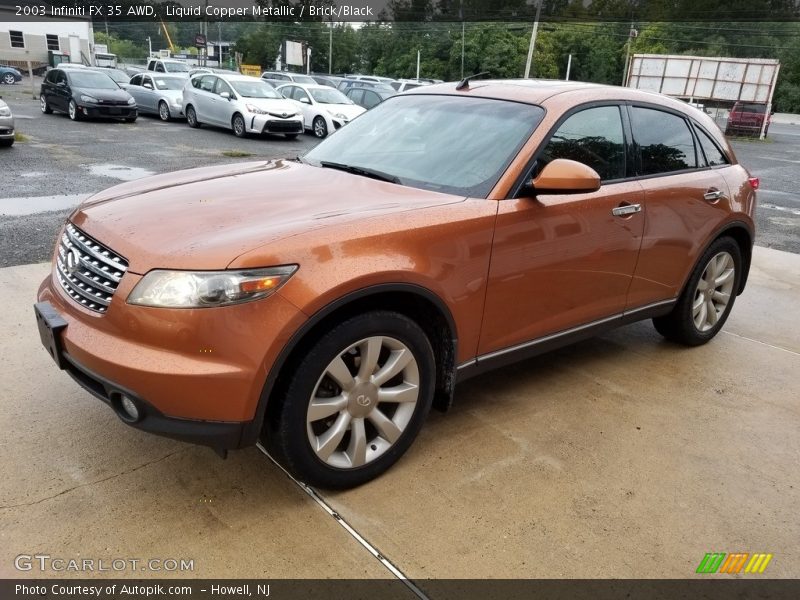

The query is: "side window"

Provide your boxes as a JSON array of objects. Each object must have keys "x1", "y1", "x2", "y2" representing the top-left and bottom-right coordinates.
[
  {"x1": 293, "y1": 87, "x2": 310, "y2": 102},
  {"x1": 46, "y1": 69, "x2": 57, "y2": 83},
  {"x1": 57, "y1": 71, "x2": 67, "y2": 86},
  {"x1": 155, "y1": 62, "x2": 165, "y2": 73},
  {"x1": 538, "y1": 106, "x2": 626, "y2": 181},
  {"x1": 695, "y1": 126, "x2": 729, "y2": 167},
  {"x1": 199, "y1": 75, "x2": 216, "y2": 92},
  {"x1": 348, "y1": 89, "x2": 364, "y2": 105},
  {"x1": 631, "y1": 107, "x2": 697, "y2": 175},
  {"x1": 130, "y1": 74, "x2": 142, "y2": 86},
  {"x1": 191, "y1": 76, "x2": 202, "y2": 89},
  {"x1": 363, "y1": 91, "x2": 380, "y2": 109},
  {"x1": 215, "y1": 79, "x2": 233, "y2": 97}
]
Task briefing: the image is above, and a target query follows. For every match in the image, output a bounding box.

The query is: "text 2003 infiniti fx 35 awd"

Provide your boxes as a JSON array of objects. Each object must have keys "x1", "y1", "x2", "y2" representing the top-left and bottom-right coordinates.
[{"x1": 35, "y1": 79, "x2": 757, "y2": 488}]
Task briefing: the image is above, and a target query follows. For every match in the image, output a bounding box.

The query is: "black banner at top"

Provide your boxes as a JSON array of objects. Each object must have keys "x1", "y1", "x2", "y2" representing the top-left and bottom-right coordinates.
[{"x1": 3, "y1": 0, "x2": 800, "y2": 23}]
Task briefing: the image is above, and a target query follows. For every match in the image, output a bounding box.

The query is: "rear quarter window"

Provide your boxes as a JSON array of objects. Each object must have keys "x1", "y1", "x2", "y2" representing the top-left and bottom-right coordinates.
[{"x1": 631, "y1": 107, "x2": 697, "y2": 176}]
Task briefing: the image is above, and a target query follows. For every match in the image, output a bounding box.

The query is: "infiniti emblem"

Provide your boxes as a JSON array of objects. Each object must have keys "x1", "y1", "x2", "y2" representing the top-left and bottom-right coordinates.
[
  {"x1": 356, "y1": 394, "x2": 371, "y2": 407},
  {"x1": 66, "y1": 247, "x2": 81, "y2": 275}
]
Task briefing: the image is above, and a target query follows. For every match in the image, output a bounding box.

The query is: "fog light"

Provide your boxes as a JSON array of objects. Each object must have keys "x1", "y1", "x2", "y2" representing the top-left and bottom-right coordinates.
[{"x1": 120, "y1": 395, "x2": 140, "y2": 421}]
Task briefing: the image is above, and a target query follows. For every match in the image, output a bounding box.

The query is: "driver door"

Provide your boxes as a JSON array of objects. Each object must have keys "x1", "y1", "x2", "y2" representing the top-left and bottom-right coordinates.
[{"x1": 478, "y1": 104, "x2": 645, "y2": 355}]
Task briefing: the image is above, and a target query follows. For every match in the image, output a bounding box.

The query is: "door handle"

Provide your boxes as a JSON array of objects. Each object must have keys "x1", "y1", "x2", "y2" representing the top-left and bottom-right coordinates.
[
  {"x1": 704, "y1": 189, "x2": 724, "y2": 201},
  {"x1": 611, "y1": 203, "x2": 641, "y2": 217}
]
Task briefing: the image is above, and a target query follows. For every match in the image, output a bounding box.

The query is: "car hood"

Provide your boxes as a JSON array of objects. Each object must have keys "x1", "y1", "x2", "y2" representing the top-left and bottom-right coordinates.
[
  {"x1": 323, "y1": 103, "x2": 365, "y2": 119},
  {"x1": 75, "y1": 86, "x2": 131, "y2": 101},
  {"x1": 240, "y1": 97, "x2": 299, "y2": 115},
  {"x1": 71, "y1": 160, "x2": 464, "y2": 274}
]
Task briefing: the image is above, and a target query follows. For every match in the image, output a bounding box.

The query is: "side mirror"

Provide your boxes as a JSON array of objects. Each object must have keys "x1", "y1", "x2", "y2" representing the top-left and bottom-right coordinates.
[
  {"x1": 142, "y1": 82, "x2": 153, "y2": 89},
  {"x1": 530, "y1": 158, "x2": 601, "y2": 194},
  {"x1": 220, "y1": 91, "x2": 231, "y2": 100},
  {"x1": 299, "y1": 97, "x2": 310, "y2": 104}
]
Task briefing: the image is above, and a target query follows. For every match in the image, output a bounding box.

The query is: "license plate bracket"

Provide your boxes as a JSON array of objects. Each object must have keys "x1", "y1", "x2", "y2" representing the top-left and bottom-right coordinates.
[{"x1": 34, "y1": 301, "x2": 68, "y2": 369}]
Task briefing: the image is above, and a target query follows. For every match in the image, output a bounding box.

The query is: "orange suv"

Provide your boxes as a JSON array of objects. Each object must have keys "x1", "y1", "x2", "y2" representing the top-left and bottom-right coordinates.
[{"x1": 35, "y1": 80, "x2": 757, "y2": 488}]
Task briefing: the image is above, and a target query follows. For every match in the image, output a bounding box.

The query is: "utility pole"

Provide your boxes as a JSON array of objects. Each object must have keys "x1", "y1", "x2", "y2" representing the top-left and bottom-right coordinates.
[
  {"x1": 622, "y1": 23, "x2": 637, "y2": 86},
  {"x1": 460, "y1": 0, "x2": 465, "y2": 78},
  {"x1": 416, "y1": 50, "x2": 420, "y2": 80},
  {"x1": 523, "y1": 0, "x2": 543, "y2": 79},
  {"x1": 328, "y1": 20, "x2": 333, "y2": 74},
  {"x1": 146, "y1": 36, "x2": 152, "y2": 58},
  {"x1": 565, "y1": 54, "x2": 572, "y2": 80}
]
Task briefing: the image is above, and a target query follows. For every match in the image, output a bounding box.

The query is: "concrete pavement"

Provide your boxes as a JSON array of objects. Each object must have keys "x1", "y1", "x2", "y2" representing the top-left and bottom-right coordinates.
[{"x1": 1, "y1": 246, "x2": 798, "y2": 580}]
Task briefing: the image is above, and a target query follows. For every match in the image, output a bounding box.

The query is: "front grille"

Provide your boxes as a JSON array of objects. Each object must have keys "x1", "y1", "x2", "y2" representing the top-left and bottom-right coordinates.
[
  {"x1": 264, "y1": 120, "x2": 303, "y2": 133},
  {"x1": 56, "y1": 223, "x2": 128, "y2": 314}
]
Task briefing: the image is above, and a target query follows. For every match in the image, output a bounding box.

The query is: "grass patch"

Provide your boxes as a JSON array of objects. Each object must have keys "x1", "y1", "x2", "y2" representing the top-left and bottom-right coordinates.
[
  {"x1": 14, "y1": 131, "x2": 29, "y2": 142},
  {"x1": 221, "y1": 150, "x2": 254, "y2": 158}
]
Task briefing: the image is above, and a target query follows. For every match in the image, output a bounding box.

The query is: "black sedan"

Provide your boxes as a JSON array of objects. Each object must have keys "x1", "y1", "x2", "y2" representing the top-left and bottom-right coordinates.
[{"x1": 40, "y1": 68, "x2": 137, "y2": 122}]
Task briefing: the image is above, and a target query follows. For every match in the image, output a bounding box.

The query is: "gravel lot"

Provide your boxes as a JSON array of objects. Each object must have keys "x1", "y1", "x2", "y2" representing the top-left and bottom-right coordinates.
[{"x1": 1, "y1": 83, "x2": 798, "y2": 268}]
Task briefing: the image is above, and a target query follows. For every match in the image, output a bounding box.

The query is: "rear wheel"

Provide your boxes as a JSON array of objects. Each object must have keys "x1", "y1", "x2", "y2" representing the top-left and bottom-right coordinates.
[
  {"x1": 40, "y1": 94, "x2": 52, "y2": 114},
  {"x1": 312, "y1": 115, "x2": 328, "y2": 138},
  {"x1": 653, "y1": 237, "x2": 742, "y2": 346},
  {"x1": 68, "y1": 99, "x2": 80, "y2": 121},
  {"x1": 267, "y1": 311, "x2": 435, "y2": 489},
  {"x1": 232, "y1": 113, "x2": 246, "y2": 137},
  {"x1": 2, "y1": 73, "x2": 15, "y2": 85},
  {"x1": 158, "y1": 101, "x2": 171, "y2": 121},
  {"x1": 186, "y1": 105, "x2": 200, "y2": 128}
]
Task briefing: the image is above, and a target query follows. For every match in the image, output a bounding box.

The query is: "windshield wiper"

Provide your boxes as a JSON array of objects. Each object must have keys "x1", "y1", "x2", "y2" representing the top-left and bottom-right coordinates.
[{"x1": 318, "y1": 161, "x2": 401, "y2": 184}]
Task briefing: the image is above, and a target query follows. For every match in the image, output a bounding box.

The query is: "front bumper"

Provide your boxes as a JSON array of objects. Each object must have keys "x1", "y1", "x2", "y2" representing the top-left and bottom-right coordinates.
[
  {"x1": 80, "y1": 104, "x2": 137, "y2": 119},
  {"x1": 0, "y1": 115, "x2": 14, "y2": 139},
  {"x1": 36, "y1": 258, "x2": 307, "y2": 451},
  {"x1": 246, "y1": 114, "x2": 304, "y2": 135}
]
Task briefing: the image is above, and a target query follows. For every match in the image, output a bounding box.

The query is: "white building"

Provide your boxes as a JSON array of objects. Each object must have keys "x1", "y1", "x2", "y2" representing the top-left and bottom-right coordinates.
[{"x1": 0, "y1": 2, "x2": 94, "y2": 68}]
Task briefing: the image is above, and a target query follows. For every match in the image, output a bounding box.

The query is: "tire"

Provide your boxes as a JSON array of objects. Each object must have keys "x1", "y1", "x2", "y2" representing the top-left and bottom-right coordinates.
[
  {"x1": 0, "y1": 138, "x2": 13, "y2": 147},
  {"x1": 653, "y1": 236, "x2": 742, "y2": 346},
  {"x1": 186, "y1": 105, "x2": 200, "y2": 128},
  {"x1": 68, "y1": 99, "x2": 81, "y2": 121},
  {"x1": 284, "y1": 133, "x2": 299, "y2": 140},
  {"x1": 2, "y1": 73, "x2": 15, "y2": 85},
  {"x1": 232, "y1": 113, "x2": 246, "y2": 137},
  {"x1": 158, "y1": 101, "x2": 171, "y2": 121},
  {"x1": 40, "y1": 94, "x2": 52, "y2": 114},
  {"x1": 312, "y1": 115, "x2": 328, "y2": 138},
  {"x1": 267, "y1": 310, "x2": 435, "y2": 489}
]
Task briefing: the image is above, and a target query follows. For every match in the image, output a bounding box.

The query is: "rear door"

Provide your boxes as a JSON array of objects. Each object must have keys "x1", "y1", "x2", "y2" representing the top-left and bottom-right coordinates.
[
  {"x1": 625, "y1": 105, "x2": 733, "y2": 308},
  {"x1": 193, "y1": 75, "x2": 218, "y2": 123},
  {"x1": 212, "y1": 78, "x2": 236, "y2": 128},
  {"x1": 478, "y1": 104, "x2": 645, "y2": 354}
]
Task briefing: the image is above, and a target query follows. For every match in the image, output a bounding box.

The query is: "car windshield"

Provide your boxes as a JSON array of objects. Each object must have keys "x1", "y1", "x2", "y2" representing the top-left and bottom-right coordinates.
[
  {"x1": 304, "y1": 95, "x2": 544, "y2": 197},
  {"x1": 154, "y1": 77, "x2": 184, "y2": 91},
  {"x1": 292, "y1": 75, "x2": 317, "y2": 85},
  {"x1": 230, "y1": 80, "x2": 281, "y2": 99},
  {"x1": 69, "y1": 71, "x2": 119, "y2": 90},
  {"x1": 164, "y1": 62, "x2": 190, "y2": 73},
  {"x1": 310, "y1": 88, "x2": 352, "y2": 104},
  {"x1": 99, "y1": 69, "x2": 129, "y2": 83}
]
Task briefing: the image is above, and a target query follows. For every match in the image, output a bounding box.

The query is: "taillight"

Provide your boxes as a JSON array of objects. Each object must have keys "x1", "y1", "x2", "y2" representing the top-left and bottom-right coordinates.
[{"x1": 748, "y1": 177, "x2": 760, "y2": 190}]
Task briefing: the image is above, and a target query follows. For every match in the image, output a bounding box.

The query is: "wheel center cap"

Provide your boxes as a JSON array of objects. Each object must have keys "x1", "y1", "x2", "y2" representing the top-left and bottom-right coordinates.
[{"x1": 348, "y1": 381, "x2": 378, "y2": 417}]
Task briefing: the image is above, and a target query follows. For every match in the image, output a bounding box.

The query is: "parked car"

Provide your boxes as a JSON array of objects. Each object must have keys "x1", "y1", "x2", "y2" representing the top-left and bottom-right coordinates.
[
  {"x1": 127, "y1": 73, "x2": 186, "y2": 121},
  {"x1": 345, "y1": 74, "x2": 396, "y2": 85},
  {"x1": 1, "y1": 65, "x2": 22, "y2": 85},
  {"x1": 40, "y1": 67, "x2": 137, "y2": 122},
  {"x1": 345, "y1": 86, "x2": 396, "y2": 109},
  {"x1": 390, "y1": 79, "x2": 431, "y2": 92},
  {"x1": 33, "y1": 80, "x2": 757, "y2": 489},
  {"x1": 88, "y1": 67, "x2": 131, "y2": 89},
  {"x1": 146, "y1": 58, "x2": 191, "y2": 76},
  {"x1": 276, "y1": 83, "x2": 365, "y2": 137},
  {"x1": 311, "y1": 75, "x2": 343, "y2": 88},
  {"x1": 260, "y1": 71, "x2": 317, "y2": 87},
  {"x1": 338, "y1": 78, "x2": 396, "y2": 94},
  {"x1": 725, "y1": 101, "x2": 771, "y2": 136},
  {"x1": 0, "y1": 98, "x2": 14, "y2": 146},
  {"x1": 188, "y1": 67, "x2": 213, "y2": 78},
  {"x1": 183, "y1": 73, "x2": 303, "y2": 138}
]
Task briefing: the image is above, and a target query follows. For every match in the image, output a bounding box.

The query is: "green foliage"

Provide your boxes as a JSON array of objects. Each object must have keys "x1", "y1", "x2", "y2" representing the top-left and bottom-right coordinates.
[{"x1": 94, "y1": 32, "x2": 147, "y2": 60}]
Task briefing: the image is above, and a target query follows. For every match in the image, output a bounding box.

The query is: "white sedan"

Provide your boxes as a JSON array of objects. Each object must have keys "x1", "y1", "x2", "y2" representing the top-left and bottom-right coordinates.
[{"x1": 276, "y1": 83, "x2": 365, "y2": 138}]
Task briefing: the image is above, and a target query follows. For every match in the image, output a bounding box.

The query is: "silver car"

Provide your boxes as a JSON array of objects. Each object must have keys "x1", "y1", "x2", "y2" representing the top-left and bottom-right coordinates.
[
  {"x1": 182, "y1": 73, "x2": 304, "y2": 138},
  {"x1": 0, "y1": 98, "x2": 14, "y2": 147},
  {"x1": 127, "y1": 73, "x2": 185, "y2": 121}
]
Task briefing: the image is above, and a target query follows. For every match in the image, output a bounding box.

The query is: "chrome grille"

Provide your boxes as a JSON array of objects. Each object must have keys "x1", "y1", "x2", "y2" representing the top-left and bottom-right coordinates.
[{"x1": 56, "y1": 223, "x2": 128, "y2": 313}]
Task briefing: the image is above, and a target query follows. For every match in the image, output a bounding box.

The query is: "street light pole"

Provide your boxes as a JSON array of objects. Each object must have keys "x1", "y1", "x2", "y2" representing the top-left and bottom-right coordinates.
[
  {"x1": 523, "y1": 0, "x2": 543, "y2": 79},
  {"x1": 329, "y1": 20, "x2": 333, "y2": 74}
]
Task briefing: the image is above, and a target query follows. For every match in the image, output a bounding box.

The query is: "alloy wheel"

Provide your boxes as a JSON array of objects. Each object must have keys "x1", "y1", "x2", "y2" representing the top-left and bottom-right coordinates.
[
  {"x1": 313, "y1": 117, "x2": 327, "y2": 138},
  {"x1": 692, "y1": 251, "x2": 735, "y2": 332},
  {"x1": 306, "y1": 336, "x2": 420, "y2": 469},
  {"x1": 159, "y1": 102, "x2": 170, "y2": 121},
  {"x1": 40, "y1": 95, "x2": 47, "y2": 113},
  {"x1": 68, "y1": 101, "x2": 77, "y2": 120},
  {"x1": 2, "y1": 74, "x2": 14, "y2": 85}
]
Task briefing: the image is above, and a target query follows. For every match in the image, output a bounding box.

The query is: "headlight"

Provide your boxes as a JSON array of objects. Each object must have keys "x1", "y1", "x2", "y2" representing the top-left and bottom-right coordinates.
[
  {"x1": 334, "y1": 113, "x2": 347, "y2": 120},
  {"x1": 127, "y1": 97, "x2": 136, "y2": 105},
  {"x1": 245, "y1": 104, "x2": 268, "y2": 115},
  {"x1": 127, "y1": 266, "x2": 297, "y2": 308},
  {"x1": 0, "y1": 107, "x2": 10, "y2": 117},
  {"x1": 80, "y1": 94, "x2": 98, "y2": 103}
]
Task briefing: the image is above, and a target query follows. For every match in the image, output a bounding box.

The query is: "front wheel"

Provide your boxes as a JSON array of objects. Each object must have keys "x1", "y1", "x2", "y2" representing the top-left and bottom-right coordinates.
[
  {"x1": 68, "y1": 99, "x2": 80, "y2": 121},
  {"x1": 158, "y1": 101, "x2": 171, "y2": 121},
  {"x1": 232, "y1": 113, "x2": 246, "y2": 137},
  {"x1": 186, "y1": 105, "x2": 200, "y2": 128},
  {"x1": 40, "y1": 94, "x2": 52, "y2": 114},
  {"x1": 653, "y1": 237, "x2": 742, "y2": 346},
  {"x1": 312, "y1": 115, "x2": 328, "y2": 138},
  {"x1": 2, "y1": 73, "x2": 15, "y2": 85},
  {"x1": 267, "y1": 311, "x2": 435, "y2": 489}
]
